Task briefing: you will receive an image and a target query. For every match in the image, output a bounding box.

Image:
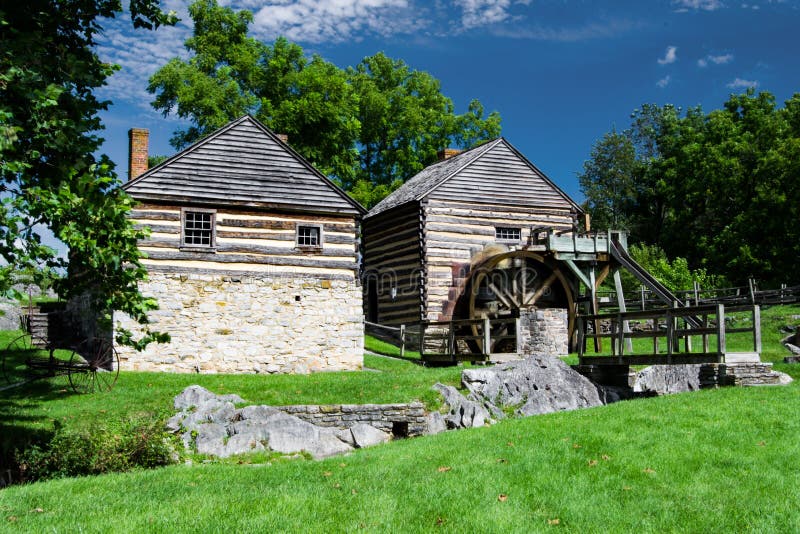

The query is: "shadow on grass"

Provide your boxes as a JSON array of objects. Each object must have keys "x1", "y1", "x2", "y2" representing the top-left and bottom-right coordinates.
[{"x1": 0, "y1": 377, "x2": 83, "y2": 486}]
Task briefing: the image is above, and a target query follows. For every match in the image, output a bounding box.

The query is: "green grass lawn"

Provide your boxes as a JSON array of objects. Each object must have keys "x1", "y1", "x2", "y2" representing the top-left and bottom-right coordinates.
[{"x1": 2, "y1": 374, "x2": 800, "y2": 532}]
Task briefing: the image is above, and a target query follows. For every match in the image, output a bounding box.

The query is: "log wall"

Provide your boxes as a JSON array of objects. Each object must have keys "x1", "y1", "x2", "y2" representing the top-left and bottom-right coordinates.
[{"x1": 361, "y1": 202, "x2": 423, "y2": 326}]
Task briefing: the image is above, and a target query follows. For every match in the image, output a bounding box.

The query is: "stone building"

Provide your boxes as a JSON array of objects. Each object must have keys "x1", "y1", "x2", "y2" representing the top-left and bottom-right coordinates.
[
  {"x1": 119, "y1": 116, "x2": 366, "y2": 373},
  {"x1": 362, "y1": 138, "x2": 584, "y2": 355}
]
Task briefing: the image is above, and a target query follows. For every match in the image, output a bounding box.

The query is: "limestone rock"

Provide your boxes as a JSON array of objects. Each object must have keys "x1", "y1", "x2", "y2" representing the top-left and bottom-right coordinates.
[
  {"x1": 194, "y1": 423, "x2": 228, "y2": 456},
  {"x1": 264, "y1": 414, "x2": 352, "y2": 459},
  {"x1": 633, "y1": 365, "x2": 703, "y2": 395},
  {"x1": 349, "y1": 423, "x2": 391, "y2": 448},
  {"x1": 174, "y1": 385, "x2": 244, "y2": 410},
  {"x1": 239, "y1": 404, "x2": 281, "y2": 420},
  {"x1": 461, "y1": 355, "x2": 602, "y2": 417},
  {"x1": 424, "y1": 412, "x2": 447, "y2": 436},
  {"x1": 432, "y1": 383, "x2": 492, "y2": 429}
]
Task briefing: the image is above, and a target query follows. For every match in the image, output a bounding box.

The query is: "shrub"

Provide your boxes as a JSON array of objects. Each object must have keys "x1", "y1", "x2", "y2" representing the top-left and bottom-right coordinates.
[
  {"x1": 16, "y1": 416, "x2": 178, "y2": 482},
  {"x1": 620, "y1": 243, "x2": 727, "y2": 294}
]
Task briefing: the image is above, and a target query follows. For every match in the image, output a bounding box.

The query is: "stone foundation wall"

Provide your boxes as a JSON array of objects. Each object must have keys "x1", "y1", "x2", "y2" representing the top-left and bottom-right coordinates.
[
  {"x1": 518, "y1": 308, "x2": 569, "y2": 355},
  {"x1": 277, "y1": 402, "x2": 427, "y2": 436},
  {"x1": 114, "y1": 272, "x2": 363, "y2": 374},
  {"x1": 701, "y1": 362, "x2": 785, "y2": 387}
]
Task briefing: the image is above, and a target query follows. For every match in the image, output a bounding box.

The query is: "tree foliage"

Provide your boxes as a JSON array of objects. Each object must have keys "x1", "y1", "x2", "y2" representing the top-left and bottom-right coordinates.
[
  {"x1": 580, "y1": 90, "x2": 800, "y2": 285},
  {"x1": 148, "y1": 0, "x2": 501, "y2": 209},
  {"x1": 0, "y1": 0, "x2": 175, "y2": 348}
]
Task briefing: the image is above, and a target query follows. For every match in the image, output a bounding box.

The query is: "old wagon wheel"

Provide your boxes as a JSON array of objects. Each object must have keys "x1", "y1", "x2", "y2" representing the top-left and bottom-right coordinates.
[
  {"x1": 2, "y1": 334, "x2": 51, "y2": 385},
  {"x1": 466, "y1": 251, "x2": 573, "y2": 354},
  {"x1": 68, "y1": 338, "x2": 120, "y2": 394}
]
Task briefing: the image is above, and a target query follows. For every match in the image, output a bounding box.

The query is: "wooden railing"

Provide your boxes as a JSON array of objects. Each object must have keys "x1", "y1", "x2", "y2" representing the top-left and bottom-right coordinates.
[
  {"x1": 596, "y1": 281, "x2": 800, "y2": 312},
  {"x1": 577, "y1": 304, "x2": 761, "y2": 366},
  {"x1": 420, "y1": 316, "x2": 519, "y2": 364}
]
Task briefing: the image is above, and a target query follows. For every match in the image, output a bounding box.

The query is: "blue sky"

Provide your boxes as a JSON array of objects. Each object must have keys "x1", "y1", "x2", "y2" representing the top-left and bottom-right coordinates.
[{"x1": 96, "y1": 0, "x2": 800, "y2": 202}]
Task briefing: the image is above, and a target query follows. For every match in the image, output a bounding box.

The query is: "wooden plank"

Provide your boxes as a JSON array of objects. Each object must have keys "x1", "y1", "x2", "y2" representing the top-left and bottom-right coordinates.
[
  {"x1": 142, "y1": 250, "x2": 357, "y2": 270},
  {"x1": 579, "y1": 353, "x2": 725, "y2": 366}
]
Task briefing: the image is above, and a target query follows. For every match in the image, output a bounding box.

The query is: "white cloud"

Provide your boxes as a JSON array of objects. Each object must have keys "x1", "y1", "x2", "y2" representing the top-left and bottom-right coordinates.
[
  {"x1": 673, "y1": 0, "x2": 725, "y2": 10},
  {"x1": 657, "y1": 75, "x2": 672, "y2": 88},
  {"x1": 250, "y1": 0, "x2": 418, "y2": 43},
  {"x1": 698, "y1": 53, "x2": 734, "y2": 67},
  {"x1": 658, "y1": 46, "x2": 678, "y2": 65},
  {"x1": 727, "y1": 77, "x2": 758, "y2": 89},
  {"x1": 453, "y1": 0, "x2": 512, "y2": 29}
]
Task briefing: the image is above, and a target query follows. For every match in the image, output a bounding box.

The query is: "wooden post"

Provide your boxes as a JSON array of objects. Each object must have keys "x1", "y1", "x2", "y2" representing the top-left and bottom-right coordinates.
[
  {"x1": 448, "y1": 325, "x2": 456, "y2": 363},
  {"x1": 420, "y1": 323, "x2": 427, "y2": 359},
  {"x1": 716, "y1": 304, "x2": 726, "y2": 362},
  {"x1": 666, "y1": 308, "x2": 673, "y2": 364},
  {"x1": 617, "y1": 313, "x2": 626, "y2": 357},
  {"x1": 483, "y1": 316, "x2": 491, "y2": 356},
  {"x1": 702, "y1": 312, "x2": 709, "y2": 354},
  {"x1": 748, "y1": 278, "x2": 756, "y2": 304},
  {"x1": 653, "y1": 316, "x2": 659, "y2": 355},
  {"x1": 640, "y1": 285, "x2": 646, "y2": 311},
  {"x1": 693, "y1": 281, "x2": 700, "y2": 306},
  {"x1": 577, "y1": 315, "x2": 585, "y2": 360},
  {"x1": 400, "y1": 324, "x2": 406, "y2": 358},
  {"x1": 684, "y1": 300, "x2": 692, "y2": 353},
  {"x1": 590, "y1": 267, "x2": 601, "y2": 352},
  {"x1": 613, "y1": 269, "x2": 633, "y2": 353},
  {"x1": 753, "y1": 305, "x2": 762, "y2": 354}
]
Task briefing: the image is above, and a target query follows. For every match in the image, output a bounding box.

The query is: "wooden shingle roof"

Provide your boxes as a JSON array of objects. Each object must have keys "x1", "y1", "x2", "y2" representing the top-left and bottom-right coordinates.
[
  {"x1": 366, "y1": 138, "x2": 581, "y2": 218},
  {"x1": 124, "y1": 116, "x2": 365, "y2": 216}
]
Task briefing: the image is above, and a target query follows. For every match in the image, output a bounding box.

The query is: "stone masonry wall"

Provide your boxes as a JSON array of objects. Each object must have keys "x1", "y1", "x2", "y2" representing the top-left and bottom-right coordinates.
[
  {"x1": 277, "y1": 402, "x2": 427, "y2": 436},
  {"x1": 114, "y1": 272, "x2": 363, "y2": 374},
  {"x1": 518, "y1": 308, "x2": 569, "y2": 356}
]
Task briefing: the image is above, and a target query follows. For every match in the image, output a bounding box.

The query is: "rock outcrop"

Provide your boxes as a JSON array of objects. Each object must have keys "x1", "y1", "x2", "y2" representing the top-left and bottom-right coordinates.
[
  {"x1": 461, "y1": 354, "x2": 603, "y2": 417},
  {"x1": 633, "y1": 365, "x2": 703, "y2": 395},
  {"x1": 167, "y1": 386, "x2": 393, "y2": 459},
  {"x1": 432, "y1": 355, "x2": 603, "y2": 427}
]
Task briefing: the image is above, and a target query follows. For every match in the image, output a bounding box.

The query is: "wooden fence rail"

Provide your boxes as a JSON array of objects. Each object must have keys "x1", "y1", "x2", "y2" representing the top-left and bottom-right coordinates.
[
  {"x1": 596, "y1": 281, "x2": 799, "y2": 312},
  {"x1": 419, "y1": 316, "x2": 519, "y2": 364},
  {"x1": 577, "y1": 304, "x2": 761, "y2": 366}
]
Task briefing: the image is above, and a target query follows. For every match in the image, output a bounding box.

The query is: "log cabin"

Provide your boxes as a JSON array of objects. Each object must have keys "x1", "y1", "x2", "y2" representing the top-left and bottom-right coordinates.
[
  {"x1": 117, "y1": 115, "x2": 366, "y2": 373},
  {"x1": 362, "y1": 138, "x2": 584, "y2": 355}
]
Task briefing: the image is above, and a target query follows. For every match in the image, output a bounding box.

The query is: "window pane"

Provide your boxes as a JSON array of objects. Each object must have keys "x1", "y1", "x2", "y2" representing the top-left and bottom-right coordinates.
[
  {"x1": 184, "y1": 211, "x2": 213, "y2": 247},
  {"x1": 495, "y1": 227, "x2": 521, "y2": 241},
  {"x1": 298, "y1": 226, "x2": 321, "y2": 247}
]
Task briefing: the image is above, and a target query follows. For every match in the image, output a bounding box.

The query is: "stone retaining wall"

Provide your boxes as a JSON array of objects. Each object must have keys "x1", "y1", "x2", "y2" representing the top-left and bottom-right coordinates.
[
  {"x1": 518, "y1": 308, "x2": 569, "y2": 355},
  {"x1": 114, "y1": 272, "x2": 364, "y2": 374},
  {"x1": 701, "y1": 362, "x2": 785, "y2": 387},
  {"x1": 277, "y1": 402, "x2": 427, "y2": 437}
]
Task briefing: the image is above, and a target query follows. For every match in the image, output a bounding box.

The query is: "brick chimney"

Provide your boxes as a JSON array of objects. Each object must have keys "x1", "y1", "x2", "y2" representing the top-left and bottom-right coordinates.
[
  {"x1": 437, "y1": 148, "x2": 462, "y2": 161},
  {"x1": 128, "y1": 128, "x2": 149, "y2": 181}
]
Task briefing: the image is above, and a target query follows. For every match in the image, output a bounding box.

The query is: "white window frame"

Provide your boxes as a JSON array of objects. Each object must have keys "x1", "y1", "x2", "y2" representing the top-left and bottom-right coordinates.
[
  {"x1": 296, "y1": 223, "x2": 323, "y2": 251},
  {"x1": 495, "y1": 226, "x2": 522, "y2": 243},
  {"x1": 180, "y1": 208, "x2": 216, "y2": 252}
]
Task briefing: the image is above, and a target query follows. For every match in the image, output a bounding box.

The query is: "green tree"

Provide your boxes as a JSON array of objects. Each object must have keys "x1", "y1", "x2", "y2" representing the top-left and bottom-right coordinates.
[
  {"x1": 580, "y1": 90, "x2": 800, "y2": 285},
  {"x1": 579, "y1": 129, "x2": 637, "y2": 231},
  {"x1": 347, "y1": 53, "x2": 501, "y2": 202},
  {"x1": 149, "y1": 0, "x2": 360, "y2": 184},
  {"x1": 148, "y1": 0, "x2": 501, "y2": 208},
  {"x1": 0, "y1": 0, "x2": 175, "y2": 348}
]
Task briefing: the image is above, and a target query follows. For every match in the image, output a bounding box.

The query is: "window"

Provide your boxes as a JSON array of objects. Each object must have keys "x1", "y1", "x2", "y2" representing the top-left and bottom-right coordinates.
[
  {"x1": 495, "y1": 227, "x2": 521, "y2": 242},
  {"x1": 181, "y1": 209, "x2": 215, "y2": 250},
  {"x1": 296, "y1": 224, "x2": 323, "y2": 249}
]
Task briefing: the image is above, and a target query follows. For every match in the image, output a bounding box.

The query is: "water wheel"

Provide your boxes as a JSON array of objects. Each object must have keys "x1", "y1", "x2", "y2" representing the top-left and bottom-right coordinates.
[{"x1": 461, "y1": 251, "x2": 574, "y2": 354}]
